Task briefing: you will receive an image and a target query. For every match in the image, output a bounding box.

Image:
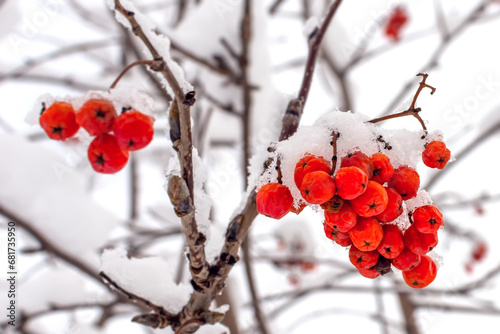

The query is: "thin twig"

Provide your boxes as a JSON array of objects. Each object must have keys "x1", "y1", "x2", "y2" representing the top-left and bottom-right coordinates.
[
  {"x1": 368, "y1": 73, "x2": 436, "y2": 132},
  {"x1": 109, "y1": 59, "x2": 155, "y2": 89}
]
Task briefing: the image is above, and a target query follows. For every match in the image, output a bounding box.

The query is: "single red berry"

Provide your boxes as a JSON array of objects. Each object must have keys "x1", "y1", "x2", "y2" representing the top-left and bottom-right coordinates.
[
  {"x1": 392, "y1": 247, "x2": 421, "y2": 271},
  {"x1": 377, "y1": 224, "x2": 404, "y2": 259},
  {"x1": 402, "y1": 255, "x2": 437, "y2": 289},
  {"x1": 403, "y1": 224, "x2": 438, "y2": 255},
  {"x1": 422, "y1": 141, "x2": 451, "y2": 169},
  {"x1": 341, "y1": 151, "x2": 374, "y2": 178},
  {"x1": 76, "y1": 99, "x2": 117, "y2": 135},
  {"x1": 357, "y1": 266, "x2": 381, "y2": 279},
  {"x1": 39, "y1": 101, "x2": 80, "y2": 140},
  {"x1": 324, "y1": 201, "x2": 358, "y2": 233},
  {"x1": 472, "y1": 242, "x2": 488, "y2": 262},
  {"x1": 349, "y1": 246, "x2": 380, "y2": 269},
  {"x1": 256, "y1": 183, "x2": 293, "y2": 219},
  {"x1": 300, "y1": 261, "x2": 317, "y2": 272},
  {"x1": 351, "y1": 181, "x2": 389, "y2": 217},
  {"x1": 370, "y1": 153, "x2": 394, "y2": 184},
  {"x1": 323, "y1": 222, "x2": 352, "y2": 247},
  {"x1": 320, "y1": 195, "x2": 344, "y2": 213},
  {"x1": 388, "y1": 166, "x2": 420, "y2": 200},
  {"x1": 384, "y1": 7, "x2": 409, "y2": 41},
  {"x1": 412, "y1": 205, "x2": 443, "y2": 234},
  {"x1": 376, "y1": 187, "x2": 403, "y2": 223},
  {"x1": 348, "y1": 217, "x2": 383, "y2": 251},
  {"x1": 114, "y1": 109, "x2": 155, "y2": 151},
  {"x1": 294, "y1": 155, "x2": 331, "y2": 189},
  {"x1": 300, "y1": 171, "x2": 336, "y2": 205},
  {"x1": 88, "y1": 134, "x2": 129, "y2": 174},
  {"x1": 334, "y1": 167, "x2": 368, "y2": 200}
]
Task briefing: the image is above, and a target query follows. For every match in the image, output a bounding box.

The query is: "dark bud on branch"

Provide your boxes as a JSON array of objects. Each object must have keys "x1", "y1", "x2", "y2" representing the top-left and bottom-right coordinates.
[
  {"x1": 167, "y1": 175, "x2": 193, "y2": 217},
  {"x1": 132, "y1": 313, "x2": 170, "y2": 329}
]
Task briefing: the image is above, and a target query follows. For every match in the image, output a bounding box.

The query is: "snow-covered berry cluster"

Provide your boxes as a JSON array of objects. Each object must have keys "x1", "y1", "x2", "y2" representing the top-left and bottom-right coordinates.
[
  {"x1": 38, "y1": 93, "x2": 155, "y2": 174},
  {"x1": 256, "y1": 110, "x2": 451, "y2": 288}
]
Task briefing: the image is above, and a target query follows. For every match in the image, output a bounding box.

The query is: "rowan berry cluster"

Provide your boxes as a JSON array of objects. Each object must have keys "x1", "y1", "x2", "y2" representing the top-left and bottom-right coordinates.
[
  {"x1": 39, "y1": 97, "x2": 154, "y2": 174},
  {"x1": 256, "y1": 109, "x2": 451, "y2": 289}
]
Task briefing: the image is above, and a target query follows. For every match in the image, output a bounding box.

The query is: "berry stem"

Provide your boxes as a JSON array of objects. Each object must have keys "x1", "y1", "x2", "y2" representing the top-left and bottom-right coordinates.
[
  {"x1": 109, "y1": 59, "x2": 155, "y2": 89},
  {"x1": 330, "y1": 131, "x2": 339, "y2": 176},
  {"x1": 368, "y1": 73, "x2": 436, "y2": 133}
]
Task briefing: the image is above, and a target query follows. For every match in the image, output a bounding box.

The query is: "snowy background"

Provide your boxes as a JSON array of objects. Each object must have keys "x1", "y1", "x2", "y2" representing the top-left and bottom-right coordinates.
[{"x1": 1, "y1": 0, "x2": 500, "y2": 333}]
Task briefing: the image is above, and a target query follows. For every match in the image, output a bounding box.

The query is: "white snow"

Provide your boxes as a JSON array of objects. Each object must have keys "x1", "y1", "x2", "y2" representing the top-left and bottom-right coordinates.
[
  {"x1": 0, "y1": 133, "x2": 120, "y2": 266},
  {"x1": 106, "y1": 0, "x2": 194, "y2": 95},
  {"x1": 303, "y1": 17, "x2": 320, "y2": 38},
  {"x1": 101, "y1": 248, "x2": 192, "y2": 313}
]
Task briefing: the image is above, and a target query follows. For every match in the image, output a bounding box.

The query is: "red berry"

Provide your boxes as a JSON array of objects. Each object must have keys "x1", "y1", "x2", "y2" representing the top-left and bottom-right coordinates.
[
  {"x1": 377, "y1": 224, "x2": 404, "y2": 259},
  {"x1": 114, "y1": 110, "x2": 155, "y2": 151},
  {"x1": 88, "y1": 134, "x2": 129, "y2": 174},
  {"x1": 357, "y1": 266, "x2": 381, "y2": 279},
  {"x1": 472, "y1": 242, "x2": 488, "y2": 262},
  {"x1": 300, "y1": 171, "x2": 336, "y2": 205},
  {"x1": 76, "y1": 99, "x2": 117, "y2": 135},
  {"x1": 403, "y1": 224, "x2": 438, "y2": 255},
  {"x1": 388, "y1": 166, "x2": 420, "y2": 200},
  {"x1": 376, "y1": 187, "x2": 403, "y2": 223},
  {"x1": 294, "y1": 155, "x2": 331, "y2": 189},
  {"x1": 256, "y1": 183, "x2": 293, "y2": 219},
  {"x1": 348, "y1": 217, "x2": 383, "y2": 251},
  {"x1": 300, "y1": 261, "x2": 317, "y2": 272},
  {"x1": 39, "y1": 101, "x2": 80, "y2": 140},
  {"x1": 384, "y1": 7, "x2": 408, "y2": 41},
  {"x1": 323, "y1": 222, "x2": 352, "y2": 247},
  {"x1": 402, "y1": 255, "x2": 437, "y2": 289},
  {"x1": 341, "y1": 151, "x2": 374, "y2": 178},
  {"x1": 422, "y1": 141, "x2": 451, "y2": 169},
  {"x1": 370, "y1": 153, "x2": 394, "y2": 184},
  {"x1": 349, "y1": 246, "x2": 379, "y2": 269},
  {"x1": 324, "y1": 201, "x2": 358, "y2": 233},
  {"x1": 412, "y1": 205, "x2": 443, "y2": 234},
  {"x1": 351, "y1": 181, "x2": 389, "y2": 217},
  {"x1": 392, "y1": 247, "x2": 421, "y2": 271},
  {"x1": 334, "y1": 167, "x2": 368, "y2": 200}
]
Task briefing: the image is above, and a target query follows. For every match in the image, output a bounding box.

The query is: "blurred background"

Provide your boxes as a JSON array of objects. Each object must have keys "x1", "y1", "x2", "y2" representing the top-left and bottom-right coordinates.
[{"x1": 1, "y1": 0, "x2": 500, "y2": 333}]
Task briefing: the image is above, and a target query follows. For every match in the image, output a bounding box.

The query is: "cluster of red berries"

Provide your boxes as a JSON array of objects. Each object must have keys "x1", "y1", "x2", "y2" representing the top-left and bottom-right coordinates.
[
  {"x1": 257, "y1": 140, "x2": 451, "y2": 288},
  {"x1": 39, "y1": 98, "x2": 154, "y2": 174},
  {"x1": 384, "y1": 7, "x2": 409, "y2": 41}
]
